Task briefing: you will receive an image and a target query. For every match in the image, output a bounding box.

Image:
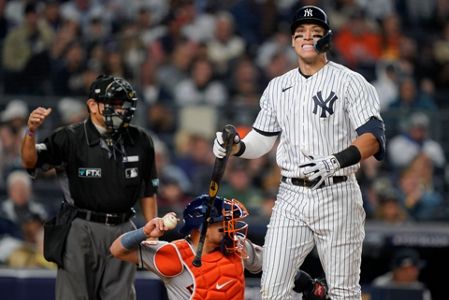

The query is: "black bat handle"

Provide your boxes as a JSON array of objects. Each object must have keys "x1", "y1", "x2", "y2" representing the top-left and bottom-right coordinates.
[{"x1": 192, "y1": 124, "x2": 236, "y2": 267}]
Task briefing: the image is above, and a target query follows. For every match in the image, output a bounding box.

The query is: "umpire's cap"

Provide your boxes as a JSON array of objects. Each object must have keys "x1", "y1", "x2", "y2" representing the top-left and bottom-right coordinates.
[{"x1": 291, "y1": 5, "x2": 330, "y2": 34}]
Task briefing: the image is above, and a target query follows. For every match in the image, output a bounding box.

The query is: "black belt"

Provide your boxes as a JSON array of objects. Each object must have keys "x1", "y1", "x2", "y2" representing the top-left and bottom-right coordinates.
[
  {"x1": 76, "y1": 209, "x2": 134, "y2": 225},
  {"x1": 281, "y1": 175, "x2": 348, "y2": 189}
]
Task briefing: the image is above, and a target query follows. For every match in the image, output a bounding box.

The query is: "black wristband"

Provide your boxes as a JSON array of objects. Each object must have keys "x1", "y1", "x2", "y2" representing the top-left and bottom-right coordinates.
[
  {"x1": 234, "y1": 141, "x2": 246, "y2": 157},
  {"x1": 333, "y1": 145, "x2": 361, "y2": 168}
]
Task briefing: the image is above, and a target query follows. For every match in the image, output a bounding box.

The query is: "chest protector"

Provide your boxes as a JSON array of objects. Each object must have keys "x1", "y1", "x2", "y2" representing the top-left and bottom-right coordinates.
[{"x1": 173, "y1": 240, "x2": 245, "y2": 300}]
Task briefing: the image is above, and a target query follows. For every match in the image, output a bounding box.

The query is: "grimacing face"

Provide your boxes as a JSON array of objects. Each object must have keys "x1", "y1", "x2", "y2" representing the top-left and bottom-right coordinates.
[{"x1": 292, "y1": 24, "x2": 326, "y2": 61}]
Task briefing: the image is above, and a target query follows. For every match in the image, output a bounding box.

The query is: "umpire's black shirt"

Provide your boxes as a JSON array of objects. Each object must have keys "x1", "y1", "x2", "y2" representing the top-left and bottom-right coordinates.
[{"x1": 34, "y1": 118, "x2": 158, "y2": 213}]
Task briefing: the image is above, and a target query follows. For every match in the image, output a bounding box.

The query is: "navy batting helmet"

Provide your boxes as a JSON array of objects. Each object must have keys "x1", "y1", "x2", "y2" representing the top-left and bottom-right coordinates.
[
  {"x1": 291, "y1": 5, "x2": 330, "y2": 33},
  {"x1": 290, "y1": 5, "x2": 332, "y2": 53}
]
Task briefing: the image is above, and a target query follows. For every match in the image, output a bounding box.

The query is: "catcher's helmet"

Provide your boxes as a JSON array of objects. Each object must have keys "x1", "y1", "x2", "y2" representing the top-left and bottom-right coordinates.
[
  {"x1": 88, "y1": 75, "x2": 138, "y2": 131},
  {"x1": 180, "y1": 194, "x2": 249, "y2": 255},
  {"x1": 290, "y1": 5, "x2": 332, "y2": 53}
]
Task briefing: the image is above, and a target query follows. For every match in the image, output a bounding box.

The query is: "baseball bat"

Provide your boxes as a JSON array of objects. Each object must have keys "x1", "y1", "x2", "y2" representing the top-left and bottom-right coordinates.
[{"x1": 192, "y1": 124, "x2": 237, "y2": 267}]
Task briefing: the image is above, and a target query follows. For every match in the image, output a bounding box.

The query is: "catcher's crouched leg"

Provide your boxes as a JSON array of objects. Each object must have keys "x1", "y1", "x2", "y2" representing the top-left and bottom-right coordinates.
[{"x1": 293, "y1": 270, "x2": 329, "y2": 300}]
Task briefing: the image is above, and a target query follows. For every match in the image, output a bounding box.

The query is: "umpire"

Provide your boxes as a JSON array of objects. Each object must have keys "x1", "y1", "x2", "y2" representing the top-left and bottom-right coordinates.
[{"x1": 21, "y1": 75, "x2": 159, "y2": 300}]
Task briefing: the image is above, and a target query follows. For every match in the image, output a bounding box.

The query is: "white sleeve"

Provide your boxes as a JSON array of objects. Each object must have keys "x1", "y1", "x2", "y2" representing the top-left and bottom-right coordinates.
[
  {"x1": 243, "y1": 239, "x2": 263, "y2": 274},
  {"x1": 240, "y1": 129, "x2": 278, "y2": 159}
]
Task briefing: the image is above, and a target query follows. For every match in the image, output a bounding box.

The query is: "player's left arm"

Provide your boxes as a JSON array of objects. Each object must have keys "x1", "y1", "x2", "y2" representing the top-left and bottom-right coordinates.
[{"x1": 354, "y1": 116, "x2": 385, "y2": 161}]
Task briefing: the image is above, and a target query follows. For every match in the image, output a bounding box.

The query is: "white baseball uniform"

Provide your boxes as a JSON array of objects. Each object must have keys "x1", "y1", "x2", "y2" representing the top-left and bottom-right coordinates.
[{"x1": 252, "y1": 61, "x2": 382, "y2": 299}]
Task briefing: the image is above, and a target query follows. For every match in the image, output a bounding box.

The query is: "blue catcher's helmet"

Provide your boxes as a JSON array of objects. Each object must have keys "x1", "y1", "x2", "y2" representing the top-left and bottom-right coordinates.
[{"x1": 180, "y1": 194, "x2": 249, "y2": 255}]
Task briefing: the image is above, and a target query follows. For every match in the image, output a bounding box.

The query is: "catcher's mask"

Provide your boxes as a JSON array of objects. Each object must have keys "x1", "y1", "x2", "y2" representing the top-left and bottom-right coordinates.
[
  {"x1": 180, "y1": 194, "x2": 249, "y2": 256},
  {"x1": 88, "y1": 75, "x2": 137, "y2": 132},
  {"x1": 290, "y1": 5, "x2": 333, "y2": 53}
]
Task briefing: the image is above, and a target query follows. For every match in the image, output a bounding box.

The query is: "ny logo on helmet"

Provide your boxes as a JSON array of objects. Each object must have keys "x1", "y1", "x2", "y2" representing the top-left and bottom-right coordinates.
[
  {"x1": 304, "y1": 9, "x2": 313, "y2": 17},
  {"x1": 312, "y1": 91, "x2": 338, "y2": 118}
]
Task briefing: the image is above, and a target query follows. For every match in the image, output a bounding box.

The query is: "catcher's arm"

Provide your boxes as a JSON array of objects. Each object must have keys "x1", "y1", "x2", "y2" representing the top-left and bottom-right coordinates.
[{"x1": 192, "y1": 124, "x2": 236, "y2": 267}]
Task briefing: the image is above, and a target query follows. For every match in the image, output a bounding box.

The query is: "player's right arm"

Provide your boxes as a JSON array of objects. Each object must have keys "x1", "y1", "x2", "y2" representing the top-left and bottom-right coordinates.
[
  {"x1": 110, "y1": 217, "x2": 167, "y2": 264},
  {"x1": 213, "y1": 129, "x2": 278, "y2": 159},
  {"x1": 213, "y1": 80, "x2": 280, "y2": 159},
  {"x1": 21, "y1": 107, "x2": 52, "y2": 168}
]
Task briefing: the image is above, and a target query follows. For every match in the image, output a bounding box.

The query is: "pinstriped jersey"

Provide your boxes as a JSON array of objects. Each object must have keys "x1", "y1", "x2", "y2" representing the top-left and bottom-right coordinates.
[{"x1": 253, "y1": 61, "x2": 382, "y2": 178}]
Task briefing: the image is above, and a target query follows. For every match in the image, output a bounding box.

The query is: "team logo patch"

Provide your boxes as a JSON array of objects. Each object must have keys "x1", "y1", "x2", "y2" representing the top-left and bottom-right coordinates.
[
  {"x1": 304, "y1": 8, "x2": 313, "y2": 17},
  {"x1": 312, "y1": 91, "x2": 338, "y2": 118},
  {"x1": 79, "y1": 168, "x2": 101, "y2": 178},
  {"x1": 125, "y1": 168, "x2": 138, "y2": 178}
]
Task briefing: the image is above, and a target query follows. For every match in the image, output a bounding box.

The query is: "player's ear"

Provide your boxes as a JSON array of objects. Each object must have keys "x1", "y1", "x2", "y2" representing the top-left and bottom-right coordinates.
[{"x1": 87, "y1": 99, "x2": 99, "y2": 114}]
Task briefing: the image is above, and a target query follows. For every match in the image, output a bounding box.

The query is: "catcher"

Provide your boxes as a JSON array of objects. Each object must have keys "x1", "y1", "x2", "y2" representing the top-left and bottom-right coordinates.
[{"x1": 110, "y1": 194, "x2": 328, "y2": 299}]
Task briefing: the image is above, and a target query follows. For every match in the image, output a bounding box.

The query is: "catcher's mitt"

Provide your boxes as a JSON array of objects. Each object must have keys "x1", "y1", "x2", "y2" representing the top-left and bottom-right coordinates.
[{"x1": 293, "y1": 270, "x2": 329, "y2": 300}]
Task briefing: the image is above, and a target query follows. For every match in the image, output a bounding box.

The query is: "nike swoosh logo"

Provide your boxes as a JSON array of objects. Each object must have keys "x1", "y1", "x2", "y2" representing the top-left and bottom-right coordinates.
[
  {"x1": 216, "y1": 280, "x2": 234, "y2": 290},
  {"x1": 282, "y1": 86, "x2": 293, "y2": 92}
]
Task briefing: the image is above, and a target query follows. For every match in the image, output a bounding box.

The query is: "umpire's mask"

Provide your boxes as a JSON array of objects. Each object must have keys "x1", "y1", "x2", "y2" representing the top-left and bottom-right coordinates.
[{"x1": 89, "y1": 75, "x2": 138, "y2": 133}]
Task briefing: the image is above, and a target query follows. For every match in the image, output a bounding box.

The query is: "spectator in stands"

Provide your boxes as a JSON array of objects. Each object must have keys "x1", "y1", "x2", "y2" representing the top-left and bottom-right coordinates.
[
  {"x1": 373, "y1": 191, "x2": 410, "y2": 224},
  {"x1": 0, "y1": 99, "x2": 28, "y2": 184},
  {"x1": 154, "y1": 138, "x2": 191, "y2": 196},
  {"x1": 157, "y1": 175, "x2": 192, "y2": 218},
  {"x1": 372, "y1": 248, "x2": 432, "y2": 300},
  {"x1": 379, "y1": 14, "x2": 404, "y2": 61},
  {"x1": 174, "y1": 57, "x2": 228, "y2": 106},
  {"x1": 0, "y1": 170, "x2": 47, "y2": 227},
  {"x1": 372, "y1": 61, "x2": 400, "y2": 111},
  {"x1": 6, "y1": 213, "x2": 55, "y2": 269},
  {"x1": 57, "y1": 97, "x2": 87, "y2": 126},
  {"x1": 51, "y1": 40, "x2": 87, "y2": 96},
  {"x1": 174, "y1": 131, "x2": 215, "y2": 196},
  {"x1": 2, "y1": 2, "x2": 54, "y2": 94},
  {"x1": 333, "y1": 8, "x2": 381, "y2": 77},
  {"x1": 0, "y1": 0, "x2": 11, "y2": 44},
  {"x1": 43, "y1": 0, "x2": 62, "y2": 32},
  {"x1": 154, "y1": 40, "x2": 198, "y2": 101},
  {"x1": 228, "y1": 56, "x2": 261, "y2": 124},
  {"x1": 207, "y1": 11, "x2": 245, "y2": 76},
  {"x1": 388, "y1": 112, "x2": 445, "y2": 170},
  {"x1": 388, "y1": 77, "x2": 437, "y2": 112},
  {"x1": 396, "y1": 159, "x2": 443, "y2": 221},
  {"x1": 220, "y1": 160, "x2": 263, "y2": 212}
]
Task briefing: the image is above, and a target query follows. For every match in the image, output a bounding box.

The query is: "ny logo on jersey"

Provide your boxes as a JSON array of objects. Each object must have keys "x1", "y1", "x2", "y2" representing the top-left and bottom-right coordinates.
[
  {"x1": 304, "y1": 9, "x2": 313, "y2": 17},
  {"x1": 312, "y1": 91, "x2": 338, "y2": 118}
]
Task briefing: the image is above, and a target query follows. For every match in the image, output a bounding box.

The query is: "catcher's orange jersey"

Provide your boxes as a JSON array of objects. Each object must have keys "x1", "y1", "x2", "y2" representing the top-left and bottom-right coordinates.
[
  {"x1": 172, "y1": 239, "x2": 245, "y2": 300},
  {"x1": 139, "y1": 239, "x2": 262, "y2": 300}
]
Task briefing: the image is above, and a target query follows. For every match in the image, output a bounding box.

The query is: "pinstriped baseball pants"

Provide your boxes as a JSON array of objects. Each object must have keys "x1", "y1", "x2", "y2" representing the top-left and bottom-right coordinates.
[{"x1": 260, "y1": 178, "x2": 365, "y2": 300}]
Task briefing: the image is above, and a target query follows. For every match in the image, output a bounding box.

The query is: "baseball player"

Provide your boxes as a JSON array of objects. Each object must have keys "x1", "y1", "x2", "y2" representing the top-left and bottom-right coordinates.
[
  {"x1": 110, "y1": 194, "x2": 329, "y2": 300},
  {"x1": 213, "y1": 5, "x2": 385, "y2": 300}
]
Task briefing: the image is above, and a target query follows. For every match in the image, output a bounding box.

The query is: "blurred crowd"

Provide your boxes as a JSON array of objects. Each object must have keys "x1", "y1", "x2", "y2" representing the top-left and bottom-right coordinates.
[{"x1": 0, "y1": 0, "x2": 448, "y2": 272}]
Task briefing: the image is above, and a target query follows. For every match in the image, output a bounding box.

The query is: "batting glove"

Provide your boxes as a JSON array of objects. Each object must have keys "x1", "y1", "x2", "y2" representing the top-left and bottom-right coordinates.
[
  {"x1": 213, "y1": 131, "x2": 241, "y2": 158},
  {"x1": 299, "y1": 155, "x2": 340, "y2": 190}
]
